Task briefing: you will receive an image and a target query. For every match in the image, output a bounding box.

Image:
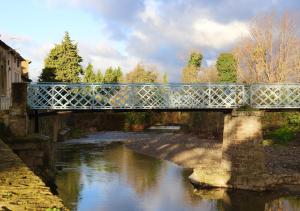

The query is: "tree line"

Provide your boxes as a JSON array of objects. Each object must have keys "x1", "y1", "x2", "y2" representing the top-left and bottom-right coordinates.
[
  {"x1": 38, "y1": 31, "x2": 235, "y2": 84},
  {"x1": 38, "y1": 32, "x2": 167, "y2": 84},
  {"x1": 182, "y1": 11, "x2": 300, "y2": 83},
  {"x1": 39, "y1": 11, "x2": 300, "y2": 84},
  {"x1": 181, "y1": 51, "x2": 237, "y2": 83}
]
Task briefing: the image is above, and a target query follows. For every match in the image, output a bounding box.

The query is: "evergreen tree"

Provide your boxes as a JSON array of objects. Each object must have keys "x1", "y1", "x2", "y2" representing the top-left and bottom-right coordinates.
[
  {"x1": 83, "y1": 63, "x2": 96, "y2": 83},
  {"x1": 162, "y1": 72, "x2": 168, "y2": 83},
  {"x1": 216, "y1": 53, "x2": 237, "y2": 82},
  {"x1": 182, "y1": 51, "x2": 203, "y2": 83},
  {"x1": 103, "y1": 67, "x2": 115, "y2": 83},
  {"x1": 103, "y1": 67, "x2": 123, "y2": 83},
  {"x1": 188, "y1": 51, "x2": 203, "y2": 68},
  {"x1": 39, "y1": 32, "x2": 83, "y2": 82},
  {"x1": 114, "y1": 67, "x2": 123, "y2": 82},
  {"x1": 38, "y1": 67, "x2": 58, "y2": 82},
  {"x1": 95, "y1": 69, "x2": 103, "y2": 83}
]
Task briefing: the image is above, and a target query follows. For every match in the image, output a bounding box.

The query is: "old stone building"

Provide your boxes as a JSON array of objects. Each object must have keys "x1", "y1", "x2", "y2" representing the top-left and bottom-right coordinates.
[{"x1": 0, "y1": 40, "x2": 30, "y2": 110}]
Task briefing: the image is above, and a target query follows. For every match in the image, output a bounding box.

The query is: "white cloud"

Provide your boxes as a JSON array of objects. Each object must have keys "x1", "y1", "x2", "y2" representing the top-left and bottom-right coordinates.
[
  {"x1": 124, "y1": 0, "x2": 250, "y2": 81},
  {"x1": 192, "y1": 19, "x2": 249, "y2": 48},
  {"x1": 7, "y1": 0, "x2": 298, "y2": 82},
  {"x1": 79, "y1": 41, "x2": 139, "y2": 73},
  {"x1": 26, "y1": 43, "x2": 54, "y2": 81},
  {"x1": 0, "y1": 33, "x2": 32, "y2": 43}
]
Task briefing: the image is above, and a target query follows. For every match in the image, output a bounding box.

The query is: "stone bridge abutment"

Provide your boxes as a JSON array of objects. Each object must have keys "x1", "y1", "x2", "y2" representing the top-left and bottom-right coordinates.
[{"x1": 190, "y1": 110, "x2": 300, "y2": 190}]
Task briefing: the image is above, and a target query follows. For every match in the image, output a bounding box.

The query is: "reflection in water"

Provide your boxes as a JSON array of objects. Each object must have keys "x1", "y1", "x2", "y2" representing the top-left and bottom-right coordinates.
[{"x1": 54, "y1": 133, "x2": 300, "y2": 211}]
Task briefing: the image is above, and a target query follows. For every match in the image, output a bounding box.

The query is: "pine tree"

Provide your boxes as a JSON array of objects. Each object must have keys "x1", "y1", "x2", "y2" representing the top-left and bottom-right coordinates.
[
  {"x1": 182, "y1": 51, "x2": 203, "y2": 83},
  {"x1": 95, "y1": 70, "x2": 103, "y2": 83},
  {"x1": 114, "y1": 67, "x2": 123, "y2": 82},
  {"x1": 103, "y1": 67, "x2": 123, "y2": 83},
  {"x1": 216, "y1": 53, "x2": 237, "y2": 83},
  {"x1": 188, "y1": 51, "x2": 203, "y2": 68},
  {"x1": 83, "y1": 63, "x2": 96, "y2": 83},
  {"x1": 162, "y1": 72, "x2": 168, "y2": 83},
  {"x1": 103, "y1": 67, "x2": 115, "y2": 83},
  {"x1": 39, "y1": 32, "x2": 83, "y2": 82},
  {"x1": 38, "y1": 67, "x2": 58, "y2": 82}
]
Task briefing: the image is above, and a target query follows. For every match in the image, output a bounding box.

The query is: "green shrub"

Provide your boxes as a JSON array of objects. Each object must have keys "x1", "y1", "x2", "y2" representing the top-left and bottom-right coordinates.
[
  {"x1": 266, "y1": 127, "x2": 296, "y2": 145},
  {"x1": 286, "y1": 112, "x2": 300, "y2": 126},
  {"x1": 125, "y1": 112, "x2": 148, "y2": 125},
  {"x1": 46, "y1": 208, "x2": 61, "y2": 211},
  {"x1": 263, "y1": 112, "x2": 300, "y2": 145}
]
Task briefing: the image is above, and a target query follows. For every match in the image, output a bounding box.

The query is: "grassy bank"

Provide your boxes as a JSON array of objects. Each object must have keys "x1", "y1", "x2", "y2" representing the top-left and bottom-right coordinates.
[{"x1": 263, "y1": 112, "x2": 300, "y2": 145}]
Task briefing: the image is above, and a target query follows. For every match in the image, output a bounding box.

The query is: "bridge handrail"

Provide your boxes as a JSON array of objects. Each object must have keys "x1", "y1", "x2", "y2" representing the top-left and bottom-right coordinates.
[{"x1": 27, "y1": 83, "x2": 300, "y2": 110}]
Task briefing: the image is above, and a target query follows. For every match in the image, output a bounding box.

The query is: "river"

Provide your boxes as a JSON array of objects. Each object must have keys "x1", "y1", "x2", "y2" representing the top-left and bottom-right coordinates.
[{"x1": 53, "y1": 132, "x2": 300, "y2": 211}]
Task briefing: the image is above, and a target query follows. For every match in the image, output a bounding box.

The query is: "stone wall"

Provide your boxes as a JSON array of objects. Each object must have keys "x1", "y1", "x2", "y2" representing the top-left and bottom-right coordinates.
[
  {"x1": 186, "y1": 111, "x2": 224, "y2": 139},
  {"x1": 28, "y1": 113, "x2": 67, "y2": 141},
  {"x1": 221, "y1": 111, "x2": 266, "y2": 189},
  {"x1": 8, "y1": 83, "x2": 28, "y2": 137},
  {"x1": 189, "y1": 111, "x2": 268, "y2": 190},
  {"x1": 28, "y1": 112, "x2": 127, "y2": 140},
  {"x1": 8, "y1": 136, "x2": 56, "y2": 190},
  {"x1": 0, "y1": 110, "x2": 9, "y2": 126},
  {"x1": 0, "y1": 41, "x2": 23, "y2": 99},
  {"x1": 0, "y1": 139, "x2": 66, "y2": 210},
  {"x1": 189, "y1": 110, "x2": 300, "y2": 191}
]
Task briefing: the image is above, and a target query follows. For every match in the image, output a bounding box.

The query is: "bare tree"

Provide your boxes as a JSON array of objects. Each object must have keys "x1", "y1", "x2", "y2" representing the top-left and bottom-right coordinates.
[
  {"x1": 198, "y1": 66, "x2": 219, "y2": 82},
  {"x1": 234, "y1": 11, "x2": 300, "y2": 83}
]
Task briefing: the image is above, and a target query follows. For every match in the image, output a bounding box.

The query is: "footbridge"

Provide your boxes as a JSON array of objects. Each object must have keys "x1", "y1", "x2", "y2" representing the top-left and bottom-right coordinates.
[
  {"x1": 27, "y1": 83, "x2": 300, "y2": 110},
  {"x1": 18, "y1": 82, "x2": 300, "y2": 190}
]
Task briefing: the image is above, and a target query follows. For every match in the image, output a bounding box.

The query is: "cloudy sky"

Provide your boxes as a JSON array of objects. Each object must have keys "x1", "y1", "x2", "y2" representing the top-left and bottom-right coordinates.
[{"x1": 0, "y1": 0, "x2": 299, "y2": 81}]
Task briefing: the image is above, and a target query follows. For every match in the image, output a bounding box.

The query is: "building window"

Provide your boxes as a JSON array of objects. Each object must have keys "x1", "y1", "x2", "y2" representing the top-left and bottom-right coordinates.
[
  {"x1": 0, "y1": 65, "x2": 6, "y2": 96},
  {"x1": 17, "y1": 59, "x2": 20, "y2": 67},
  {"x1": 14, "y1": 72, "x2": 19, "y2": 82},
  {"x1": 7, "y1": 60, "x2": 9, "y2": 66}
]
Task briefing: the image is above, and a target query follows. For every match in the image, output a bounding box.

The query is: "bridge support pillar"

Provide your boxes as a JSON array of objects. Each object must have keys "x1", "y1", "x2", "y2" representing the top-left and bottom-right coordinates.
[
  {"x1": 8, "y1": 83, "x2": 29, "y2": 137},
  {"x1": 190, "y1": 110, "x2": 268, "y2": 191},
  {"x1": 221, "y1": 110, "x2": 267, "y2": 189}
]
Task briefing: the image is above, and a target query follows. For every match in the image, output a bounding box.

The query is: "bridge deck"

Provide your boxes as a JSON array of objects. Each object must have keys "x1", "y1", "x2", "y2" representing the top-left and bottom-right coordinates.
[{"x1": 27, "y1": 83, "x2": 300, "y2": 110}]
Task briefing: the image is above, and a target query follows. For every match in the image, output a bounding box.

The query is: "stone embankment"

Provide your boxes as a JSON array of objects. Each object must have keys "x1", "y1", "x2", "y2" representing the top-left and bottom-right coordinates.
[{"x1": 0, "y1": 139, "x2": 66, "y2": 210}]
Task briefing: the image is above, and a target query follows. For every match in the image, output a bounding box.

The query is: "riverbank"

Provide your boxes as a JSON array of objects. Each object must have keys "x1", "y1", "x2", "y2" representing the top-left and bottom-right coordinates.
[
  {"x1": 125, "y1": 133, "x2": 222, "y2": 169},
  {"x1": 54, "y1": 134, "x2": 300, "y2": 210},
  {"x1": 0, "y1": 139, "x2": 66, "y2": 210},
  {"x1": 125, "y1": 132, "x2": 300, "y2": 188}
]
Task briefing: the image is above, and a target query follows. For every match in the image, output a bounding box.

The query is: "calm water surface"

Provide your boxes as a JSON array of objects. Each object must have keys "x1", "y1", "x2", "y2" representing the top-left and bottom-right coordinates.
[{"x1": 54, "y1": 132, "x2": 300, "y2": 211}]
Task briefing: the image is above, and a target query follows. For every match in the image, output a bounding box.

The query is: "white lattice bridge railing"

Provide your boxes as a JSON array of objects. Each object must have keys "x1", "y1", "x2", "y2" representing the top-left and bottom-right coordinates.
[{"x1": 27, "y1": 83, "x2": 300, "y2": 110}]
